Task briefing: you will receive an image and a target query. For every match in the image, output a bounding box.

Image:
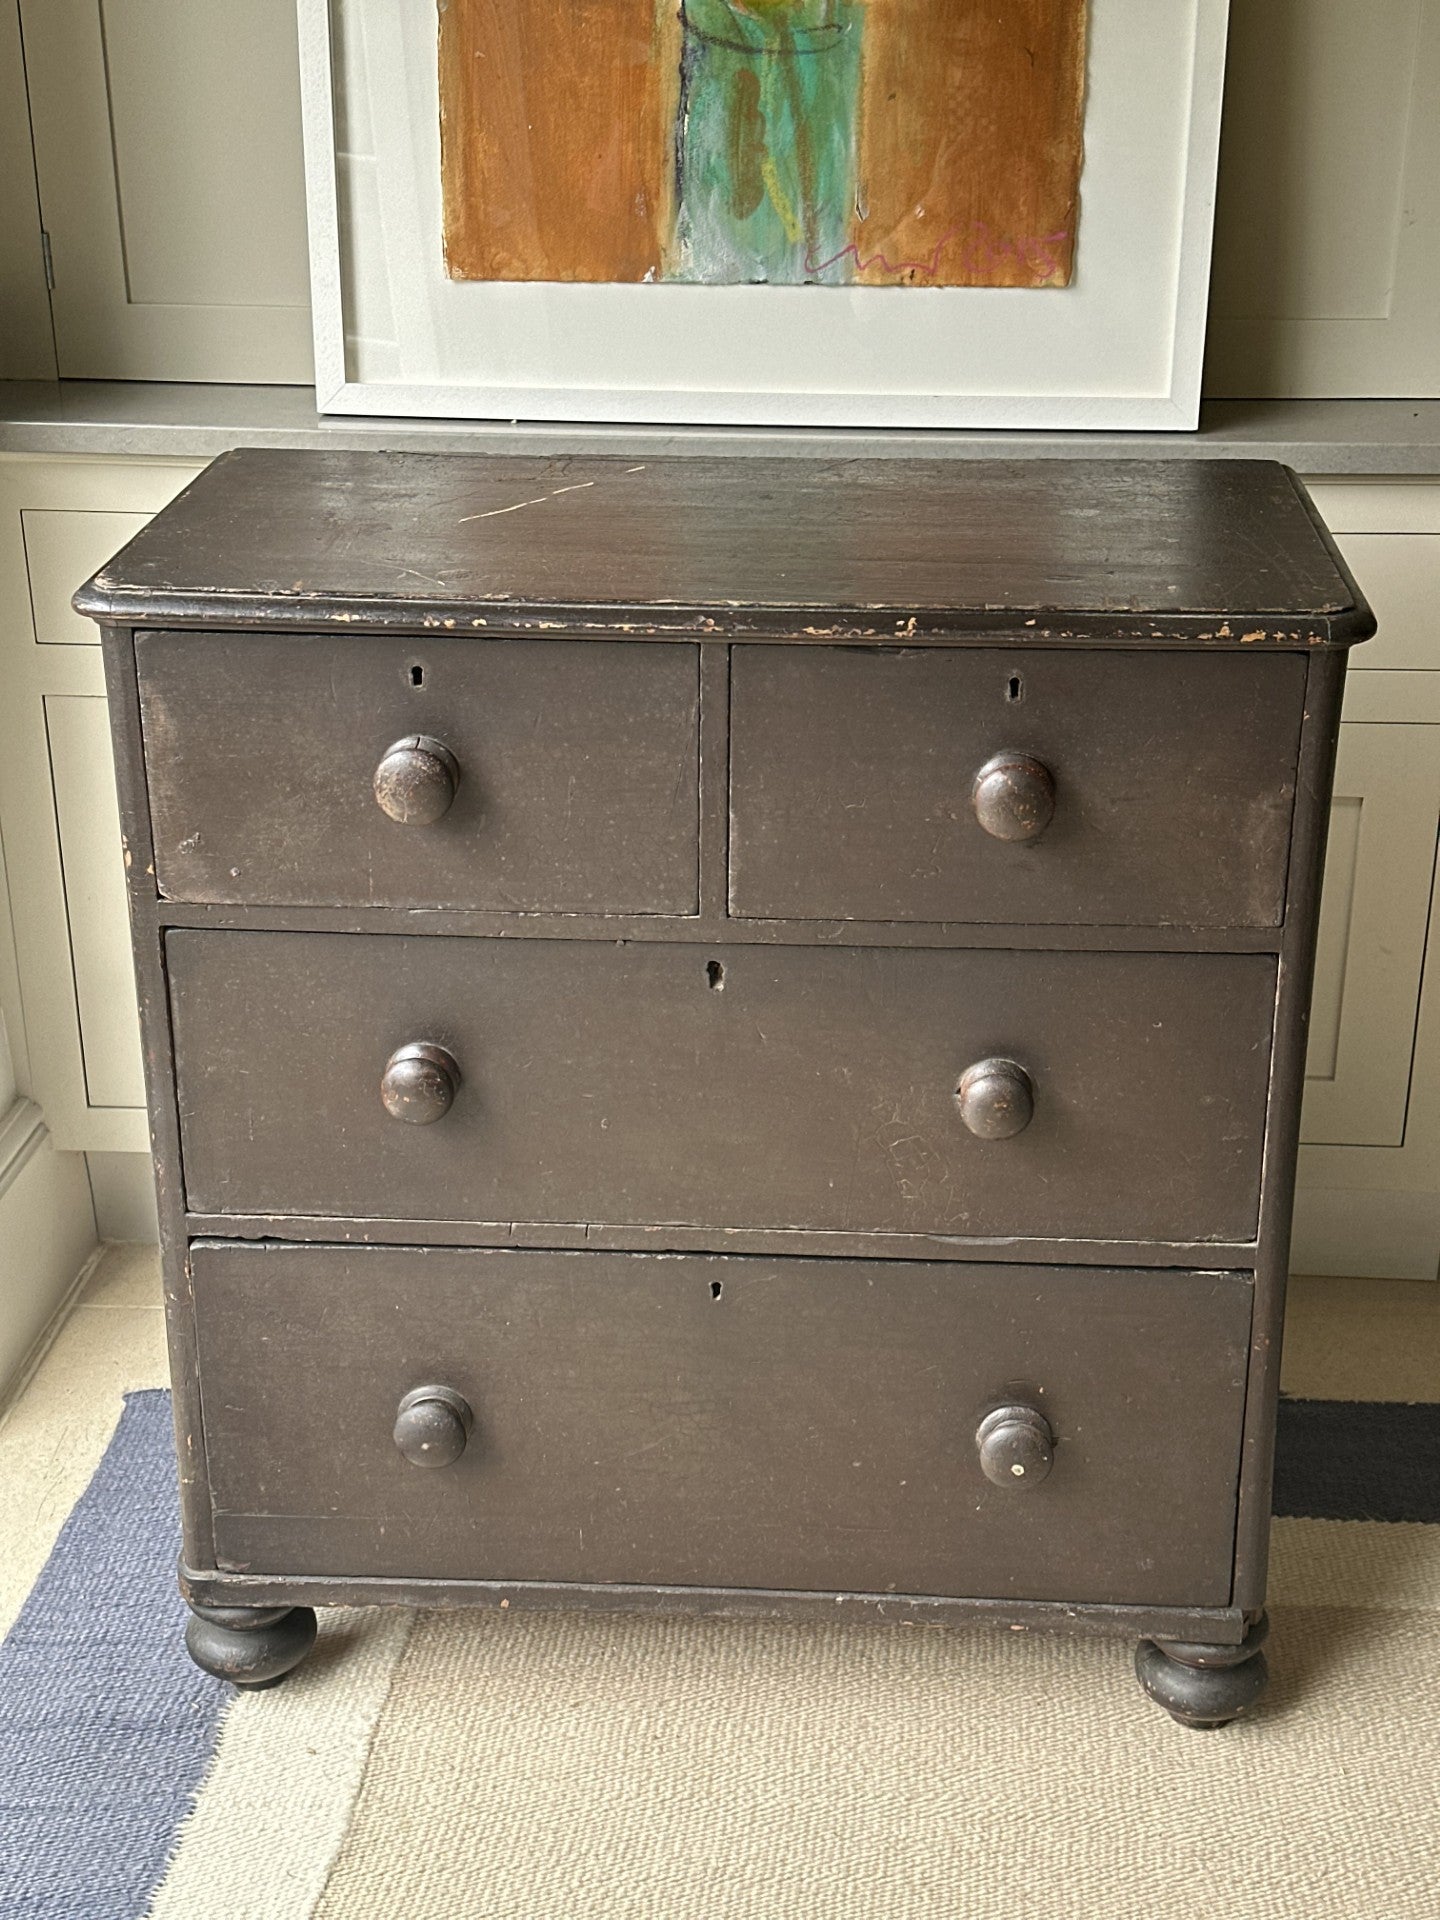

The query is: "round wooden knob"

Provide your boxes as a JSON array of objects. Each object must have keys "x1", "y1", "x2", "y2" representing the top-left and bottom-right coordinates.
[
  {"x1": 955, "y1": 1058, "x2": 1034, "y2": 1139},
  {"x1": 394, "y1": 1385, "x2": 473, "y2": 1468},
  {"x1": 972, "y1": 751, "x2": 1056, "y2": 842},
  {"x1": 373, "y1": 735, "x2": 459, "y2": 825},
  {"x1": 976, "y1": 1405, "x2": 1054, "y2": 1487},
  {"x1": 380, "y1": 1042, "x2": 459, "y2": 1124}
]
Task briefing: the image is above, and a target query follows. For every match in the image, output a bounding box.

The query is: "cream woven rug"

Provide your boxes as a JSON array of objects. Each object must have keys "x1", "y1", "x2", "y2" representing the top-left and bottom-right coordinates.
[{"x1": 3, "y1": 1251, "x2": 1438, "y2": 1920}]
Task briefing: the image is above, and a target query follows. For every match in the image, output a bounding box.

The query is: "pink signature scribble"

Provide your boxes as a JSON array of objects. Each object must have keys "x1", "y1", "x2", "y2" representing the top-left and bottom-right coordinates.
[{"x1": 806, "y1": 221, "x2": 1071, "y2": 284}]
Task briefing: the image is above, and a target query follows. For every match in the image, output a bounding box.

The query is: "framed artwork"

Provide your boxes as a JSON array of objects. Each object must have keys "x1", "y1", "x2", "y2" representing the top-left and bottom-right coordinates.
[{"x1": 298, "y1": 0, "x2": 1231, "y2": 428}]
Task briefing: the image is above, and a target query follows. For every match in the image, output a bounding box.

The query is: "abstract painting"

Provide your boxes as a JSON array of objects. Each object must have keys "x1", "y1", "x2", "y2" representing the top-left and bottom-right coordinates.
[{"x1": 439, "y1": 1, "x2": 1088, "y2": 289}]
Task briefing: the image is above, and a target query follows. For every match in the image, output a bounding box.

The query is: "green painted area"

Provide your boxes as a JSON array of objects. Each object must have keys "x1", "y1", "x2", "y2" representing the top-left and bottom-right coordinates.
[{"x1": 673, "y1": 0, "x2": 864, "y2": 285}]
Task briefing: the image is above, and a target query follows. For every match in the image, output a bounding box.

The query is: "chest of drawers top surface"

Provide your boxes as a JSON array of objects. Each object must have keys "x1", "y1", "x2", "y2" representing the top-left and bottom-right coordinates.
[{"x1": 76, "y1": 449, "x2": 1370, "y2": 643}]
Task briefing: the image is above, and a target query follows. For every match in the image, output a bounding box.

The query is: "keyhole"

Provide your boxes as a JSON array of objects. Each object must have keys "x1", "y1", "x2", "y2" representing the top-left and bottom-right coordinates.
[
  {"x1": 710, "y1": 1280, "x2": 723, "y2": 1301},
  {"x1": 1006, "y1": 673, "x2": 1023, "y2": 702},
  {"x1": 410, "y1": 664, "x2": 425, "y2": 687},
  {"x1": 706, "y1": 960, "x2": 725, "y2": 991}
]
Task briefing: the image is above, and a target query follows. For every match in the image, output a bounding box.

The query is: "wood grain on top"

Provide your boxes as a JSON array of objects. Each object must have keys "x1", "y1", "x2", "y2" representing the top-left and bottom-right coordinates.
[{"x1": 76, "y1": 451, "x2": 1370, "y2": 642}]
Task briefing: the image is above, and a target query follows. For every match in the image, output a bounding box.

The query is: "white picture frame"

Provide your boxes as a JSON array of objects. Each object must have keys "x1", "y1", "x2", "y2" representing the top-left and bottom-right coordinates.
[{"x1": 297, "y1": 0, "x2": 1231, "y2": 430}]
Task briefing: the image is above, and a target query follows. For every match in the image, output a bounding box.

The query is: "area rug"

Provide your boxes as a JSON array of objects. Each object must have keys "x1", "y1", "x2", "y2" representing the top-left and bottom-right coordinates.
[{"x1": 1, "y1": 1389, "x2": 1437, "y2": 1920}]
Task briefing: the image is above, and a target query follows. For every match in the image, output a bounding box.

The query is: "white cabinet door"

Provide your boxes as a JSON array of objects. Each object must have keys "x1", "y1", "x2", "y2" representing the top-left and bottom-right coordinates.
[
  {"x1": 1326, "y1": 534, "x2": 1440, "y2": 672},
  {"x1": 1206, "y1": 0, "x2": 1440, "y2": 397},
  {"x1": 0, "y1": 457, "x2": 201, "y2": 1152},
  {"x1": 0, "y1": 0, "x2": 55, "y2": 378},
  {"x1": 1302, "y1": 725, "x2": 1440, "y2": 1147},
  {"x1": 1295, "y1": 848, "x2": 1440, "y2": 1279},
  {"x1": 46, "y1": 695, "x2": 147, "y2": 1112},
  {"x1": 22, "y1": 510, "x2": 153, "y2": 645},
  {"x1": 18, "y1": 0, "x2": 311, "y2": 382},
  {"x1": 1284, "y1": 493, "x2": 1440, "y2": 1274},
  {"x1": 1293, "y1": 687, "x2": 1440, "y2": 1278}
]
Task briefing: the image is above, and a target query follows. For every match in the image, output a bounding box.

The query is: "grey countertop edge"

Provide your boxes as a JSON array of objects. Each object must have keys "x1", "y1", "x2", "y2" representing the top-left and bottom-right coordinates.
[{"x1": 1, "y1": 382, "x2": 1439, "y2": 474}]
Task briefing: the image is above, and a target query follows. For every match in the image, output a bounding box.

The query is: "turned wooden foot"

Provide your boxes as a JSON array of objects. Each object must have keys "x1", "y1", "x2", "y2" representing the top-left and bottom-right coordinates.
[
  {"x1": 1135, "y1": 1612, "x2": 1269, "y2": 1729},
  {"x1": 185, "y1": 1601, "x2": 317, "y2": 1689}
]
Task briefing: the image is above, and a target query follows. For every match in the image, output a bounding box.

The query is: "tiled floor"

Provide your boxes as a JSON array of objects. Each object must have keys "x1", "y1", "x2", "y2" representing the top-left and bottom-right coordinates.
[{"x1": 2, "y1": 1245, "x2": 1436, "y2": 1647}]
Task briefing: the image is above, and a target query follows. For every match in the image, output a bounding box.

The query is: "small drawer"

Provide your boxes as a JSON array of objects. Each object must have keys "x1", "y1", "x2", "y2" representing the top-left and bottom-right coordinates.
[
  {"x1": 728, "y1": 647, "x2": 1308, "y2": 927},
  {"x1": 192, "y1": 1242, "x2": 1251, "y2": 1606},
  {"x1": 136, "y1": 632, "x2": 699, "y2": 912},
  {"x1": 169, "y1": 932, "x2": 1276, "y2": 1244}
]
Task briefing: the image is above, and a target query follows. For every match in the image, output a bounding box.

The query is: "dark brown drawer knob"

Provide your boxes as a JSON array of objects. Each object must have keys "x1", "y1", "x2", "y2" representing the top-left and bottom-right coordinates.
[
  {"x1": 955, "y1": 1058, "x2": 1034, "y2": 1139},
  {"x1": 393, "y1": 1385, "x2": 473, "y2": 1469},
  {"x1": 373, "y1": 735, "x2": 460, "y2": 825},
  {"x1": 972, "y1": 751, "x2": 1056, "y2": 842},
  {"x1": 976, "y1": 1404, "x2": 1054, "y2": 1487},
  {"x1": 380, "y1": 1042, "x2": 459, "y2": 1124}
]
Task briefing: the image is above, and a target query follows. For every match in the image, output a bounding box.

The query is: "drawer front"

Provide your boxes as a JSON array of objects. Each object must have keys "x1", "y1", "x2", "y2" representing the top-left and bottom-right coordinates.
[
  {"x1": 729, "y1": 648, "x2": 1308, "y2": 927},
  {"x1": 136, "y1": 632, "x2": 699, "y2": 912},
  {"x1": 170, "y1": 933, "x2": 1276, "y2": 1243},
  {"x1": 193, "y1": 1244, "x2": 1251, "y2": 1605}
]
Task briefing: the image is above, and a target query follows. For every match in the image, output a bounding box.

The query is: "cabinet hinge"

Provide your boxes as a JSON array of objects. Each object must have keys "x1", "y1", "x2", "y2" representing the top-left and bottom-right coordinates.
[{"x1": 40, "y1": 229, "x2": 54, "y2": 291}]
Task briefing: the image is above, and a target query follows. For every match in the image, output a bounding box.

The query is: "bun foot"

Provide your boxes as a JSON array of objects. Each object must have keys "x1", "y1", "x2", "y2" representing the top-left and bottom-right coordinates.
[
  {"x1": 1135, "y1": 1612, "x2": 1269, "y2": 1729},
  {"x1": 185, "y1": 1601, "x2": 318, "y2": 1689}
]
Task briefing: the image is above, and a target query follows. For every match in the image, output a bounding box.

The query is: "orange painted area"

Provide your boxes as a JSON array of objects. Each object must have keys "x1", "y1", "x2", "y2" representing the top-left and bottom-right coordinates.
[
  {"x1": 439, "y1": 0, "x2": 682, "y2": 283},
  {"x1": 852, "y1": 0, "x2": 1087, "y2": 288}
]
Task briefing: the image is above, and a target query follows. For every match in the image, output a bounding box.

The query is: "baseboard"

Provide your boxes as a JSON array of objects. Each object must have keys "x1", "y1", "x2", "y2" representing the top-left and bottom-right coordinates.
[
  {"x1": 0, "y1": 1095, "x2": 46, "y2": 1201},
  {"x1": 0, "y1": 1099, "x2": 100, "y2": 1406},
  {"x1": 85, "y1": 1150, "x2": 160, "y2": 1243}
]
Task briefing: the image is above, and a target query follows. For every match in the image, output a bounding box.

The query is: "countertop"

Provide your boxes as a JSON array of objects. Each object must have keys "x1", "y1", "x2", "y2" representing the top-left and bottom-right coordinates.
[{"x1": 2, "y1": 383, "x2": 1438, "y2": 475}]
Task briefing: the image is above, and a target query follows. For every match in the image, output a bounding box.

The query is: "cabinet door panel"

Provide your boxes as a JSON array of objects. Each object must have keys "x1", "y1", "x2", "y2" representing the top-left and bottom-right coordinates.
[
  {"x1": 19, "y1": 0, "x2": 311, "y2": 381},
  {"x1": 1206, "y1": 0, "x2": 1440, "y2": 396},
  {"x1": 1325, "y1": 535, "x2": 1440, "y2": 673},
  {"x1": 0, "y1": 458, "x2": 197, "y2": 1151},
  {"x1": 1302, "y1": 725, "x2": 1440, "y2": 1147},
  {"x1": 23, "y1": 510, "x2": 151, "y2": 646},
  {"x1": 0, "y1": 0, "x2": 54, "y2": 379},
  {"x1": 46, "y1": 696, "x2": 146, "y2": 1111}
]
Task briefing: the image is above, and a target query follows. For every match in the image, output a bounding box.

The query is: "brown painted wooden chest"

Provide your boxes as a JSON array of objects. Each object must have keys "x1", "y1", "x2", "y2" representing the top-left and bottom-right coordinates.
[{"x1": 79, "y1": 452, "x2": 1372, "y2": 1727}]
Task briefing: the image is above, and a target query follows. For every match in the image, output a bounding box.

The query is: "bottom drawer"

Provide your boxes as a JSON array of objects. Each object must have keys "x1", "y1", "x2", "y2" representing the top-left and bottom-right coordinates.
[{"x1": 192, "y1": 1245, "x2": 1252, "y2": 1607}]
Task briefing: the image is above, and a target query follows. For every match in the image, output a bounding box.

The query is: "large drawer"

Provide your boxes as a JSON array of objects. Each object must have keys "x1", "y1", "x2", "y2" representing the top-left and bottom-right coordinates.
[
  {"x1": 136, "y1": 632, "x2": 700, "y2": 912},
  {"x1": 729, "y1": 647, "x2": 1308, "y2": 927},
  {"x1": 193, "y1": 1243, "x2": 1252, "y2": 1605},
  {"x1": 169, "y1": 933, "x2": 1276, "y2": 1244}
]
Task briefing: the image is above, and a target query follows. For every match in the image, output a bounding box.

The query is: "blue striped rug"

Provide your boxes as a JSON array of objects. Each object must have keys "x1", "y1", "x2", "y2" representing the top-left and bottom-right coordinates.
[{"x1": 0, "y1": 1393, "x2": 225, "y2": 1918}]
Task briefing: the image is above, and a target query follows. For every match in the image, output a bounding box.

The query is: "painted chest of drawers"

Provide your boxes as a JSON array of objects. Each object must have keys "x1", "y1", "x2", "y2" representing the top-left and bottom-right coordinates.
[{"x1": 79, "y1": 451, "x2": 1371, "y2": 1727}]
